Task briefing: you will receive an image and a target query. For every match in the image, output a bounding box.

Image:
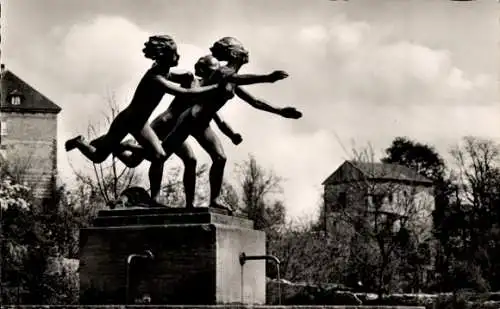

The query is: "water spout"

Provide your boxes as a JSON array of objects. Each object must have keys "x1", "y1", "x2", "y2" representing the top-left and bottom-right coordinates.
[
  {"x1": 126, "y1": 250, "x2": 154, "y2": 304},
  {"x1": 239, "y1": 252, "x2": 282, "y2": 305},
  {"x1": 239, "y1": 252, "x2": 280, "y2": 266}
]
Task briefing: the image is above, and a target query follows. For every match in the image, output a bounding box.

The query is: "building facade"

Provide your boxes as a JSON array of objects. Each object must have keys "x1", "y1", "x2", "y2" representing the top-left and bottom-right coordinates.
[{"x1": 1, "y1": 64, "x2": 61, "y2": 198}]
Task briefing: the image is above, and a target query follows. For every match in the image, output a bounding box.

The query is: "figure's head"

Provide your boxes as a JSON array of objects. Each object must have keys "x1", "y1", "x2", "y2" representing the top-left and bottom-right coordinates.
[
  {"x1": 142, "y1": 35, "x2": 179, "y2": 67},
  {"x1": 210, "y1": 37, "x2": 249, "y2": 65},
  {"x1": 194, "y1": 55, "x2": 220, "y2": 79}
]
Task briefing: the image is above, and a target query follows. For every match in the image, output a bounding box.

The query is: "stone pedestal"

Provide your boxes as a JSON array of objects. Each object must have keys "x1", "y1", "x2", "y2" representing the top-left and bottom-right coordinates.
[{"x1": 79, "y1": 207, "x2": 266, "y2": 305}]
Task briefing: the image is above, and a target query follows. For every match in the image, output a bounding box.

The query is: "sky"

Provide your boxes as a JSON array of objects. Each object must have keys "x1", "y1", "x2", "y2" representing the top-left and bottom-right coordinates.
[{"x1": 1, "y1": 0, "x2": 498, "y2": 219}]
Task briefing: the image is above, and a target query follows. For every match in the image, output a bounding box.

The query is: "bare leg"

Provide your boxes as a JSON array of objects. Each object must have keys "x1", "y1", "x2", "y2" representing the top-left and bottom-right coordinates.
[
  {"x1": 65, "y1": 112, "x2": 129, "y2": 163},
  {"x1": 175, "y1": 142, "x2": 197, "y2": 209},
  {"x1": 153, "y1": 112, "x2": 197, "y2": 208},
  {"x1": 150, "y1": 109, "x2": 198, "y2": 204},
  {"x1": 65, "y1": 135, "x2": 111, "y2": 163},
  {"x1": 113, "y1": 140, "x2": 146, "y2": 168},
  {"x1": 193, "y1": 125, "x2": 230, "y2": 212},
  {"x1": 132, "y1": 125, "x2": 168, "y2": 206}
]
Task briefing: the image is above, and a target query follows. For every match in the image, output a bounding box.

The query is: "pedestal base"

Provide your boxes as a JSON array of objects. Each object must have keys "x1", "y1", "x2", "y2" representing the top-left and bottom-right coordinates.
[{"x1": 79, "y1": 207, "x2": 265, "y2": 305}]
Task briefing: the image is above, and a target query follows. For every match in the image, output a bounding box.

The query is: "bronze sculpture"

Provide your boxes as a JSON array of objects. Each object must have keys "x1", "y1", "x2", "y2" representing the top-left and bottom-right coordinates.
[{"x1": 66, "y1": 36, "x2": 302, "y2": 212}]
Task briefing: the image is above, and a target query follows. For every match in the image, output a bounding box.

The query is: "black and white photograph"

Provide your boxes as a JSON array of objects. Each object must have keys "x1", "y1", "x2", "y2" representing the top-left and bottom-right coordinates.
[{"x1": 0, "y1": 0, "x2": 498, "y2": 307}]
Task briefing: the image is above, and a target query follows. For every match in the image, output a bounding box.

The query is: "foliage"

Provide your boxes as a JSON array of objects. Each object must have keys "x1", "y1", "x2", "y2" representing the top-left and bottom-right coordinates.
[
  {"x1": 1, "y1": 176, "x2": 78, "y2": 304},
  {"x1": 267, "y1": 218, "x2": 350, "y2": 284},
  {"x1": 1, "y1": 162, "x2": 86, "y2": 304},
  {"x1": 234, "y1": 155, "x2": 285, "y2": 230},
  {"x1": 382, "y1": 136, "x2": 446, "y2": 181}
]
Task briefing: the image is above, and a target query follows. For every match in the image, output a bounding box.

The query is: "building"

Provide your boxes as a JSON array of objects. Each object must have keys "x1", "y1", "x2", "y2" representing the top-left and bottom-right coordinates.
[
  {"x1": 1, "y1": 64, "x2": 62, "y2": 198},
  {"x1": 322, "y1": 160, "x2": 435, "y2": 241}
]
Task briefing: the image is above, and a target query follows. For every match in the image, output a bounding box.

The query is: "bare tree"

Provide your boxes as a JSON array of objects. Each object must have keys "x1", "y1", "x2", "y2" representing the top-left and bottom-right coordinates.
[
  {"x1": 447, "y1": 136, "x2": 500, "y2": 290},
  {"x1": 235, "y1": 155, "x2": 285, "y2": 230},
  {"x1": 451, "y1": 136, "x2": 500, "y2": 210}
]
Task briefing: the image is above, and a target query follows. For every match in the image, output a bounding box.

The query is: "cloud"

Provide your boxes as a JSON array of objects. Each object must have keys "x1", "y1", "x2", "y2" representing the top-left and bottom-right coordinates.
[
  {"x1": 295, "y1": 16, "x2": 496, "y2": 107},
  {"x1": 57, "y1": 16, "x2": 148, "y2": 90},
  {"x1": 299, "y1": 25, "x2": 329, "y2": 46},
  {"x1": 256, "y1": 129, "x2": 343, "y2": 219}
]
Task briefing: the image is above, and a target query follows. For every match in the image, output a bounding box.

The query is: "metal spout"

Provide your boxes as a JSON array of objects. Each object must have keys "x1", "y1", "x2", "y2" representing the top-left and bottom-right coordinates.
[
  {"x1": 126, "y1": 250, "x2": 154, "y2": 304},
  {"x1": 239, "y1": 252, "x2": 282, "y2": 305},
  {"x1": 127, "y1": 250, "x2": 154, "y2": 265},
  {"x1": 239, "y1": 252, "x2": 280, "y2": 266}
]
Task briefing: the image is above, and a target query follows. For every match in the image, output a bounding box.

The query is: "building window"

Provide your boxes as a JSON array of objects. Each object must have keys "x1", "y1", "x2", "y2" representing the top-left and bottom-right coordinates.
[
  {"x1": 11, "y1": 96, "x2": 21, "y2": 105},
  {"x1": 8, "y1": 90, "x2": 23, "y2": 106},
  {"x1": 338, "y1": 192, "x2": 347, "y2": 208},
  {"x1": 388, "y1": 192, "x2": 397, "y2": 204},
  {"x1": 373, "y1": 193, "x2": 385, "y2": 207}
]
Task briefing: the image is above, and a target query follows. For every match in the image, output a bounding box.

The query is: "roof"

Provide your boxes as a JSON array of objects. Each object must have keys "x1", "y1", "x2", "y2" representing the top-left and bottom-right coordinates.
[
  {"x1": 1, "y1": 67, "x2": 61, "y2": 114},
  {"x1": 322, "y1": 160, "x2": 433, "y2": 185}
]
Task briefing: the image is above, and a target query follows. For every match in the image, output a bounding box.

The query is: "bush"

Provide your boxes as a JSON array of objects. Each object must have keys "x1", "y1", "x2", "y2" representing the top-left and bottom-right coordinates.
[{"x1": 1, "y1": 175, "x2": 84, "y2": 305}]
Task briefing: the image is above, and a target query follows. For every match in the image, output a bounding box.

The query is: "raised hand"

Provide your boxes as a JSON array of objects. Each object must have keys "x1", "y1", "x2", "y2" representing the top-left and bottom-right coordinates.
[
  {"x1": 267, "y1": 70, "x2": 289, "y2": 83},
  {"x1": 231, "y1": 133, "x2": 243, "y2": 145},
  {"x1": 279, "y1": 107, "x2": 302, "y2": 119}
]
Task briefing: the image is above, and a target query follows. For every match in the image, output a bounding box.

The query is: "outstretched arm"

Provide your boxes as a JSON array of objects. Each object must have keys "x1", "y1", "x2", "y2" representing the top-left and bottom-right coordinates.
[
  {"x1": 166, "y1": 70, "x2": 194, "y2": 85},
  {"x1": 154, "y1": 75, "x2": 221, "y2": 96},
  {"x1": 234, "y1": 86, "x2": 302, "y2": 119},
  {"x1": 226, "y1": 70, "x2": 288, "y2": 86},
  {"x1": 213, "y1": 114, "x2": 242, "y2": 145},
  {"x1": 235, "y1": 86, "x2": 280, "y2": 114}
]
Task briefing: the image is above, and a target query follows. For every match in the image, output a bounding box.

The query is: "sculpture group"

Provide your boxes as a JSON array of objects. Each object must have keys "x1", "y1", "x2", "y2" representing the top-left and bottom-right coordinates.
[{"x1": 66, "y1": 35, "x2": 302, "y2": 212}]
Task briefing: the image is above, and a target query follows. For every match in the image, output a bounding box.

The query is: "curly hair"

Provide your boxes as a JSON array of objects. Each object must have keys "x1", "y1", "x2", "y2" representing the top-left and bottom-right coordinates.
[
  {"x1": 142, "y1": 35, "x2": 179, "y2": 62},
  {"x1": 210, "y1": 37, "x2": 249, "y2": 64},
  {"x1": 194, "y1": 55, "x2": 218, "y2": 74}
]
